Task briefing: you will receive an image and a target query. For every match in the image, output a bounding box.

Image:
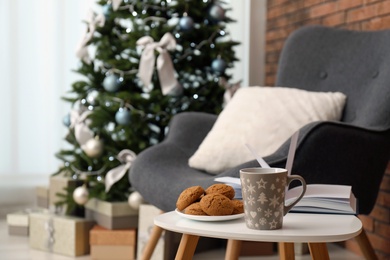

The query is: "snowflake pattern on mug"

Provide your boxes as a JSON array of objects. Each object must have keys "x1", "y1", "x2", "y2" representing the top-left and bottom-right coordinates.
[{"x1": 243, "y1": 176, "x2": 285, "y2": 230}]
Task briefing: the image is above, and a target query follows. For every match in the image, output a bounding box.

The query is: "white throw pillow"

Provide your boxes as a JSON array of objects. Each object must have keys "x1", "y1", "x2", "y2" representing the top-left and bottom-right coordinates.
[{"x1": 188, "y1": 86, "x2": 347, "y2": 174}]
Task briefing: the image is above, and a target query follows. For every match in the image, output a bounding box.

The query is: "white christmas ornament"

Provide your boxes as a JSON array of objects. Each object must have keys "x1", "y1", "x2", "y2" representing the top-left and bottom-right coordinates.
[
  {"x1": 83, "y1": 138, "x2": 104, "y2": 158},
  {"x1": 73, "y1": 185, "x2": 89, "y2": 205},
  {"x1": 128, "y1": 191, "x2": 145, "y2": 210},
  {"x1": 86, "y1": 90, "x2": 99, "y2": 105}
]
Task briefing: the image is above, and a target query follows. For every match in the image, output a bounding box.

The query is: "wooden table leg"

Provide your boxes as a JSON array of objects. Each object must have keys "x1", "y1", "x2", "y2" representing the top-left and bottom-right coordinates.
[
  {"x1": 225, "y1": 239, "x2": 242, "y2": 260},
  {"x1": 175, "y1": 234, "x2": 200, "y2": 260},
  {"x1": 308, "y1": 243, "x2": 329, "y2": 260},
  {"x1": 278, "y1": 242, "x2": 295, "y2": 260},
  {"x1": 140, "y1": 225, "x2": 164, "y2": 260},
  {"x1": 355, "y1": 229, "x2": 378, "y2": 260}
]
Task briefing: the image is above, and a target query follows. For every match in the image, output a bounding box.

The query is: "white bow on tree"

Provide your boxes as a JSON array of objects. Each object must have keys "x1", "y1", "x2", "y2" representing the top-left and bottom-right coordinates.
[
  {"x1": 112, "y1": 0, "x2": 123, "y2": 11},
  {"x1": 137, "y1": 33, "x2": 180, "y2": 95},
  {"x1": 70, "y1": 109, "x2": 93, "y2": 149},
  {"x1": 105, "y1": 149, "x2": 137, "y2": 192},
  {"x1": 75, "y1": 10, "x2": 106, "y2": 64}
]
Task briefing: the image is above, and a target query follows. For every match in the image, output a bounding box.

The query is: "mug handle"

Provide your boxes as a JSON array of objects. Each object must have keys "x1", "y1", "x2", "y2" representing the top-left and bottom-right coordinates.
[{"x1": 283, "y1": 175, "x2": 306, "y2": 216}]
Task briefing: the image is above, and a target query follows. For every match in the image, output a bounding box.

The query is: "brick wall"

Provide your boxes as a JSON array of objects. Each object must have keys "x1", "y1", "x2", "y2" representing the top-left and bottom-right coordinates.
[{"x1": 265, "y1": 0, "x2": 390, "y2": 259}]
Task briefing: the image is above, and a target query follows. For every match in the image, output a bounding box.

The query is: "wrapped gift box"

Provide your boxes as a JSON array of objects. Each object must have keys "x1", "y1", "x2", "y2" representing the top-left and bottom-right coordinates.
[
  {"x1": 7, "y1": 210, "x2": 29, "y2": 236},
  {"x1": 7, "y1": 208, "x2": 48, "y2": 236},
  {"x1": 85, "y1": 198, "x2": 138, "y2": 230},
  {"x1": 29, "y1": 212, "x2": 95, "y2": 257},
  {"x1": 49, "y1": 174, "x2": 83, "y2": 213},
  {"x1": 36, "y1": 186, "x2": 49, "y2": 208},
  {"x1": 90, "y1": 225, "x2": 136, "y2": 260},
  {"x1": 137, "y1": 204, "x2": 165, "y2": 260}
]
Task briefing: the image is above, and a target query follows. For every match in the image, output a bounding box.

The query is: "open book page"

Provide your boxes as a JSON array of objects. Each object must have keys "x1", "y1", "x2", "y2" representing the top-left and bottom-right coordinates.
[
  {"x1": 286, "y1": 184, "x2": 357, "y2": 214},
  {"x1": 214, "y1": 177, "x2": 241, "y2": 188}
]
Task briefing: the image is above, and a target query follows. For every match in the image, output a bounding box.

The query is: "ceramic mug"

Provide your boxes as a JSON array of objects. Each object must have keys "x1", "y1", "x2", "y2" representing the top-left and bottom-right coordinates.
[{"x1": 240, "y1": 168, "x2": 306, "y2": 230}]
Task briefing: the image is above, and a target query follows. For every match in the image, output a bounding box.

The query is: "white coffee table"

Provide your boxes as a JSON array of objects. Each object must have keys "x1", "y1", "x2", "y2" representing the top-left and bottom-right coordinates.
[{"x1": 154, "y1": 211, "x2": 363, "y2": 260}]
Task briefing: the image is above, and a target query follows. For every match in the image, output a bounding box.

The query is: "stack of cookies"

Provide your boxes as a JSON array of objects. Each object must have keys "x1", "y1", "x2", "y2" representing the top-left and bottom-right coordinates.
[{"x1": 176, "y1": 184, "x2": 244, "y2": 216}]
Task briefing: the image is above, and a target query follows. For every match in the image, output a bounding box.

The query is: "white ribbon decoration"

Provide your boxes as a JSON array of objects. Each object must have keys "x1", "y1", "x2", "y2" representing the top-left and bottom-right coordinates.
[
  {"x1": 137, "y1": 33, "x2": 180, "y2": 95},
  {"x1": 105, "y1": 149, "x2": 137, "y2": 192},
  {"x1": 75, "y1": 10, "x2": 106, "y2": 63},
  {"x1": 44, "y1": 218, "x2": 55, "y2": 251},
  {"x1": 112, "y1": 0, "x2": 123, "y2": 11},
  {"x1": 70, "y1": 109, "x2": 94, "y2": 148}
]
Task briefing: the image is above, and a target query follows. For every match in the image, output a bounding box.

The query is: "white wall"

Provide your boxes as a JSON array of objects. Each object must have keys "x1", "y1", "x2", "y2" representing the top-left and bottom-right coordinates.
[
  {"x1": 0, "y1": 0, "x2": 94, "y2": 215},
  {"x1": 227, "y1": 0, "x2": 267, "y2": 86}
]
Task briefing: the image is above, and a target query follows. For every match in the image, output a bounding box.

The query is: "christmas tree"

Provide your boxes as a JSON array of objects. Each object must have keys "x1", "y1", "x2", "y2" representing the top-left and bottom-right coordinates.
[{"x1": 54, "y1": 0, "x2": 239, "y2": 213}]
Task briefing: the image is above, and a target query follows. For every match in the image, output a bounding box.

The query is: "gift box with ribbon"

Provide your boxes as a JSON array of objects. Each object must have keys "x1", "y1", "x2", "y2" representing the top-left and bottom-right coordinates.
[
  {"x1": 85, "y1": 198, "x2": 138, "y2": 230},
  {"x1": 7, "y1": 210, "x2": 30, "y2": 236},
  {"x1": 90, "y1": 225, "x2": 136, "y2": 260},
  {"x1": 7, "y1": 208, "x2": 48, "y2": 236},
  {"x1": 29, "y1": 212, "x2": 95, "y2": 257}
]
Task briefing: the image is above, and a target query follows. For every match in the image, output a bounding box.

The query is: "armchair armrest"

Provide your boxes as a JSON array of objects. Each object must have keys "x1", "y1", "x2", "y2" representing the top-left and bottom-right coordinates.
[{"x1": 285, "y1": 121, "x2": 390, "y2": 214}]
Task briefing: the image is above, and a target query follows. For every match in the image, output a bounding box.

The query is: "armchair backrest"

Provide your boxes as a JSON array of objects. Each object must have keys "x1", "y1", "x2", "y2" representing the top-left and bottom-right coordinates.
[{"x1": 276, "y1": 25, "x2": 390, "y2": 130}]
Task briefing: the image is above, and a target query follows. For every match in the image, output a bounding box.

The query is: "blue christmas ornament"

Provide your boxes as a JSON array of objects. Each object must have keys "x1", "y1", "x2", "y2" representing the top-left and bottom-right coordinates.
[
  {"x1": 115, "y1": 108, "x2": 132, "y2": 125},
  {"x1": 211, "y1": 58, "x2": 227, "y2": 74},
  {"x1": 103, "y1": 74, "x2": 121, "y2": 92},
  {"x1": 103, "y1": 4, "x2": 112, "y2": 17},
  {"x1": 179, "y1": 16, "x2": 194, "y2": 31},
  {"x1": 63, "y1": 114, "x2": 71, "y2": 127}
]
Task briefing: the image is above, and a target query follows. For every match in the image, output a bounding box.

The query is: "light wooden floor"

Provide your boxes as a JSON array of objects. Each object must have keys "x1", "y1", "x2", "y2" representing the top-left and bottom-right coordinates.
[{"x1": 0, "y1": 218, "x2": 364, "y2": 260}]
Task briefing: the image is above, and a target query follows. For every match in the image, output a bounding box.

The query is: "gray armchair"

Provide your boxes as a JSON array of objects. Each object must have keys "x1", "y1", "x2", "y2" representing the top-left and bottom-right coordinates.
[{"x1": 129, "y1": 25, "x2": 390, "y2": 259}]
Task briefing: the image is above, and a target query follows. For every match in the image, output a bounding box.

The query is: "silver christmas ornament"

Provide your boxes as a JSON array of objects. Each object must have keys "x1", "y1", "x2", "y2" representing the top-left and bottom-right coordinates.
[
  {"x1": 86, "y1": 90, "x2": 99, "y2": 105},
  {"x1": 83, "y1": 138, "x2": 104, "y2": 158},
  {"x1": 73, "y1": 185, "x2": 89, "y2": 205},
  {"x1": 209, "y1": 4, "x2": 225, "y2": 21},
  {"x1": 128, "y1": 191, "x2": 145, "y2": 210}
]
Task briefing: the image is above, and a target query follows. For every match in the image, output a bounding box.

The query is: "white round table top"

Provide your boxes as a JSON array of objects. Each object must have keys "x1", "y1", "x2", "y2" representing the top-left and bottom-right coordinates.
[{"x1": 154, "y1": 211, "x2": 362, "y2": 243}]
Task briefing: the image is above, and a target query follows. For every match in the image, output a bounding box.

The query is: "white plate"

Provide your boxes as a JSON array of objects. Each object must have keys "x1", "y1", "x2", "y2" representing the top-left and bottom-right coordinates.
[{"x1": 175, "y1": 208, "x2": 245, "y2": 222}]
